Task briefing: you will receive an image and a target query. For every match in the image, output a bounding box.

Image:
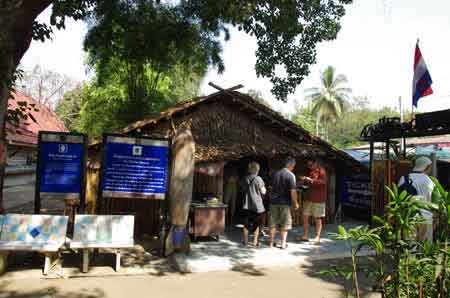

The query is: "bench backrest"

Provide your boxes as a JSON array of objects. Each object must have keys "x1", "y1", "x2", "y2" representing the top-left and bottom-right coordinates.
[
  {"x1": 71, "y1": 215, "x2": 134, "y2": 248},
  {"x1": 0, "y1": 214, "x2": 68, "y2": 251}
]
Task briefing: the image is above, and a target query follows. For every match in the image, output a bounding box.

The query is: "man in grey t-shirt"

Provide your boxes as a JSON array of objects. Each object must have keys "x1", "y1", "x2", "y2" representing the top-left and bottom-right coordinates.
[{"x1": 269, "y1": 157, "x2": 300, "y2": 249}]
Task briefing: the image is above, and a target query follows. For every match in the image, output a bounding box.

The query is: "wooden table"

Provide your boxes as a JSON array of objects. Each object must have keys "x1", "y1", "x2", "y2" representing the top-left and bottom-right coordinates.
[{"x1": 189, "y1": 203, "x2": 226, "y2": 241}]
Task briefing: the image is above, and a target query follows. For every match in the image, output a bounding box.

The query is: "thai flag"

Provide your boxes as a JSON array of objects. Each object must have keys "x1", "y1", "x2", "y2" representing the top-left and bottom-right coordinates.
[{"x1": 412, "y1": 42, "x2": 433, "y2": 107}]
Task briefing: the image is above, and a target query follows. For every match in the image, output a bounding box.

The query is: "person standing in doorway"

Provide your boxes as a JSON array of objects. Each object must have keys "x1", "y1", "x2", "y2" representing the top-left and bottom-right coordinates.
[
  {"x1": 269, "y1": 157, "x2": 300, "y2": 249},
  {"x1": 299, "y1": 159, "x2": 327, "y2": 245},
  {"x1": 240, "y1": 162, "x2": 266, "y2": 247}
]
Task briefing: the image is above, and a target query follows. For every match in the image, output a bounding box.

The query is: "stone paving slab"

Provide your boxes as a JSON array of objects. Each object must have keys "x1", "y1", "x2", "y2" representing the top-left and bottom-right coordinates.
[
  {"x1": 176, "y1": 221, "x2": 373, "y2": 273},
  {"x1": 0, "y1": 222, "x2": 372, "y2": 279}
]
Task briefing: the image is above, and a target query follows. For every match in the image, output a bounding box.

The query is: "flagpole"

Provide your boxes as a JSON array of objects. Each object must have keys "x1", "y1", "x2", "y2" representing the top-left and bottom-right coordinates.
[
  {"x1": 412, "y1": 38, "x2": 419, "y2": 118},
  {"x1": 399, "y1": 96, "x2": 406, "y2": 159}
]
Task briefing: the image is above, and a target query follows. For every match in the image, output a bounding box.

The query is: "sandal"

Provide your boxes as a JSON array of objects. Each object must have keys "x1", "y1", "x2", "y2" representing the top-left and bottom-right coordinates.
[
  {"x1": 249, "y1": 242, "x2": 261, "y2": 248},
  {"x1": 277, "y1": 243, "x2": 288, "y2": 249}
]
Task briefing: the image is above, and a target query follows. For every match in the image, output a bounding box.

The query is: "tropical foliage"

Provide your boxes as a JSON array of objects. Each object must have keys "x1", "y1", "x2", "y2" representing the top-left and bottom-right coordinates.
[
  {"x1": 305, "y1": 65, "x2": 351, "y2": 139},
  {"x1": 293, "y1": 95, "x2": 399, "y2": 148},
  {"x1": 54, "y1": 84, "x2": 85, "y2": 132},
  {"x1": 326, "y1": 181, "x2": 450, "y2": 298},
  {"x1": 291, "y1": 103, "x2": 317, "y2": 134}
]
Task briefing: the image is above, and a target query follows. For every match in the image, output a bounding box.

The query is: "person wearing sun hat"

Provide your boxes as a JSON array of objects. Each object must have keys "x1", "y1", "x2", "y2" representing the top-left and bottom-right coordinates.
[{"x1": 398, "y1": 156, "x2": 435, "y2": 241}]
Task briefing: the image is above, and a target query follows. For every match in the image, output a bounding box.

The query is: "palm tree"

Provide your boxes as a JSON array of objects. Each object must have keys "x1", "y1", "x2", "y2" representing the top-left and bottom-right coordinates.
[{"x1": 305, "y1": 66, "x2": 351, "y2": 140}]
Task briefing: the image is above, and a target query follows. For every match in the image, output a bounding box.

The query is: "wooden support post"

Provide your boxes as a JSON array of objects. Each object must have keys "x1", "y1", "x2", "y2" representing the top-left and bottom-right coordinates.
[
  {"x1": 217, "y1": 167, "x2": 224, "y2": 203},
  {"x1": 385, "y1": 140, "x2": 390, "y2": 160},
  {"x1": 0, "y1": 252, "x2": 8, "y2": 275},
  {"x1": 403, "y1": 137, "x2": 407, "y2": 159},
  {"x1": 369, "y1": 140, "x2": 374, "y2": 176},
  {"x1": 115, "y1": 249, "x2": 121, "y2": 272},
  {"x1": 82, "y1": 249, "x2": 89, "y2": 273}
]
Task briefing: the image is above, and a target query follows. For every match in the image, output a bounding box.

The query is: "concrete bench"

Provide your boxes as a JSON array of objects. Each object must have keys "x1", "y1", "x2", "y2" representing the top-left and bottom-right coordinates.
[
  {"x1": 0, "y1": 214, "x2": 68, "y2": 275},
  {"x1": 69, "y1": 215, "x2": 134, "y2": 273}
]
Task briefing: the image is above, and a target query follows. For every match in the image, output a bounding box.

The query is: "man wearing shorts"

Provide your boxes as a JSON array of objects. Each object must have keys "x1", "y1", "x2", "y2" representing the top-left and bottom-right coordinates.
[
  {"x1": 269, "y1": 157, "x2": 300, "y2": 249},
  {"x1": 299, "y1": 159, "x2": 327, "y2": 245}
]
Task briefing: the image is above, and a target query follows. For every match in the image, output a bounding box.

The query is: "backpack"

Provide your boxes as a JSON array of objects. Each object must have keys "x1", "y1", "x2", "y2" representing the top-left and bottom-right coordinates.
[{"x1": 398, "y1": 174, "x2": 418, "y2": 196}]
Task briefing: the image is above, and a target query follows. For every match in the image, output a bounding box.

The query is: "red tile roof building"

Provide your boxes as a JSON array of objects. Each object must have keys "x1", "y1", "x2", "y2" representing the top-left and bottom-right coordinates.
[{"x1": 6, "y1": 91, "x2": 67, "y2": 147}]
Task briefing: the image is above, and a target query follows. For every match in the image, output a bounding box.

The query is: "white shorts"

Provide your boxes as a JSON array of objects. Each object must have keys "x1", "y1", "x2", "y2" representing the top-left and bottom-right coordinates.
[{"x1": 303, "y1": 201, "x2": 326, "y2": 218}]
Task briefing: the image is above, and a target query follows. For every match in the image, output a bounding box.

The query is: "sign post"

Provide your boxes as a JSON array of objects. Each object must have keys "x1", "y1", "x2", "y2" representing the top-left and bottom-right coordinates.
[
  {"x1": 35, "y1": 132, "x2": 87, "y2": 214},
  {"x1": 99, "y1": 134, "x2": 170, "y2": 212}
]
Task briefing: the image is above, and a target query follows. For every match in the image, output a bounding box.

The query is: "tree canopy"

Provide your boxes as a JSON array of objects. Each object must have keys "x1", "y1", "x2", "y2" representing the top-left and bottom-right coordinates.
[
  {"x1": 23, "y1": 0, "x2": 354, "y2": 102},
  {"x1": 0, "y1": 0, "x2": 353, "y2": 210},
  {"x1": 54, "y1": 84, "x2": 84, "y2": 132},
  {"x1": 17, "y1": 65, "x2": 78, "y2": 109}
]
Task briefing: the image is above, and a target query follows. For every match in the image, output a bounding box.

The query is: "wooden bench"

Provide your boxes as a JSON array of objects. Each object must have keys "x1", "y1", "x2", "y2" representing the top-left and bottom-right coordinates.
[
  {"x1": 69, "y1": 215, "x2": 134, "y2": 273},
  {"x1": 0, "y1": 214, "x2": 68, "y2": 275}
]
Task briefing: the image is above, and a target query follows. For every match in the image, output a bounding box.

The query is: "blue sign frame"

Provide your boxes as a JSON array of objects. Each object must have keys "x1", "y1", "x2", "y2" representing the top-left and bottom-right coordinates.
[
  {"x1": 35, "y1": 132, "x2": 87, "y2": 214},
  {"x1": 339, "y1": 173, "x2": 372, "y2": 219},
  {"x1": 100, "y1": 134, "x2": 170, "y2": 200}
]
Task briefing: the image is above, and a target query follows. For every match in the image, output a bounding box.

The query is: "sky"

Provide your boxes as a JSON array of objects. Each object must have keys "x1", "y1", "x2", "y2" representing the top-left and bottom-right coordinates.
[{"x1": 20, "y1": 0, "x2": 450, "y2": 115}]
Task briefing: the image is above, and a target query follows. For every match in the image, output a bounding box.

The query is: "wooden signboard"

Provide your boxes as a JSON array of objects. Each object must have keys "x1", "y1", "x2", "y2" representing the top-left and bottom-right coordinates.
[{"x1": 371, "y1": 160, "x2": 394, "y2": 219}]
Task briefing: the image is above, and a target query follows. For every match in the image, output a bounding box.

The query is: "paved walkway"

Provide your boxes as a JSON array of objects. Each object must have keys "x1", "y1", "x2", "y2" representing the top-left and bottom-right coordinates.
[
  {"x1": 3, "y1": 184, "x2": 65, "y2": 213},
  {"x1": 0, "y1": 266, "x2": 379, "y2": 298},
  {"x1": 3, "y1": 184, "x2": 35, "y2": 211},
  {"x1": 176, "y1": 221, "x2": 372, "y2": 273},
  {"x1": 1, "y1": 221, "x2": 371, "y2": 279}
]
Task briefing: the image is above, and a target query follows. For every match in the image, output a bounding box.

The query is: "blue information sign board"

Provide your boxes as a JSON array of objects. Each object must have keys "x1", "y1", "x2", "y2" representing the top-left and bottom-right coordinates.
[
  {"x1": 101, "y1": 136, "x2": 169, "y2": 199},
  {"x1": 339, "y1": 174, "x2": 372, "y2": 219},
  {"x1": 39, "y1": 142, "x2": 84, "y2": 195}
]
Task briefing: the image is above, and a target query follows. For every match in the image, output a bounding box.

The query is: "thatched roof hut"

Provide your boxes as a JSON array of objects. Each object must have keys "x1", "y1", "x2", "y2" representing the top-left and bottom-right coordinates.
[{"x1": 86, "y1": 89, "x2": 364, "y2": 236}]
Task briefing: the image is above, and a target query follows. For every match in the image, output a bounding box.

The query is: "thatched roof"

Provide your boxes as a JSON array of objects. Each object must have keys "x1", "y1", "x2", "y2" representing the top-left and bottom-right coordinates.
[{"x1": 90, "y1": 89, "x2": 362, "y2": 169}]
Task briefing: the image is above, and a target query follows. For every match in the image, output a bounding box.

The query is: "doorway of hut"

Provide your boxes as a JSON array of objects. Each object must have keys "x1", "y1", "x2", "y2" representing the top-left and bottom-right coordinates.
[{"x1": 223, "y1": 156, "x2": 270, "y2": 229}]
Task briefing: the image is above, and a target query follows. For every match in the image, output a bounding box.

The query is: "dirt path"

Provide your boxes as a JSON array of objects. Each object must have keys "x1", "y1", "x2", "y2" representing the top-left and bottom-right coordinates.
[{"x1": 0, "y1": 265, "x2": 379, "y2": 298}]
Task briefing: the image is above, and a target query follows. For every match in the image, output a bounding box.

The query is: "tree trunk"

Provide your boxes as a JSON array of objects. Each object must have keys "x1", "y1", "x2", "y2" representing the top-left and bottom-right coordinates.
[
  {"x1": 0, "y1": 0, "x2": 53, "y2": 212},
  {"x1": 0, "y1": 30, "x2": 15, "y2": 214},
  {"x1": 165, "y1": 128, "x2": 195, "y2": 256}
]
